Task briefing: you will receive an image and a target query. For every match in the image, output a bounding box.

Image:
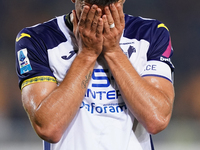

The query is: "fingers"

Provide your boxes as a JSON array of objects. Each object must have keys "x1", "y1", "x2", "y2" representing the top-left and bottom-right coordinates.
[
  {"x1": 108, "y1": 4, "x2": 120, "y2": 28},
  {"x1": 91, "y1": 8, "x2": 102, "y2": 33},
  {"x1": 73, "y1": 5, "x2": 103, "y2": 55},
  {"x1": 85, "y1": 5, "x2": 98, "y2": 29},
  {"x1": 74, "y1": 3, "x2": 124, "y2": 37},
  {"x1": 78, "y1": 5, "x2": 102, "y2": 34},
  {"x1": 78, "y1": 6, "x2": 90, "y2": 28},
  {"x1": 116, "y1": 3, "x2": 125, "y2": 27},
  {"x1": 102, "y1": 15, "x2": 110, "y2": 34},
  {"x1": 96, "y1": 18, "x2": 103, "y2": 38},
  {"x1": 104, "y1": 6, "x2": 115, "y2": 27},
  {"x1": 103, "y1": 3, "x2": 125, "y2": 30},
  {"x1": 103, "y1": 6, "x2": 115, "y2": 34}
]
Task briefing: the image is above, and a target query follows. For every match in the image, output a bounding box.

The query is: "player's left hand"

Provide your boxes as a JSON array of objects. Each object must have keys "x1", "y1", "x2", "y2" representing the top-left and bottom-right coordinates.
[{"x1": 102, "y1": 2, "x2": 125, "y2": 54}]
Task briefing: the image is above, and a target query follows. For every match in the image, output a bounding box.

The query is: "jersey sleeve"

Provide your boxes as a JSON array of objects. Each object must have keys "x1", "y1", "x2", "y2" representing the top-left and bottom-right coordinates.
[
  {"x1": 141, "y1": 21, "x2": 175, "y2": 82},
  {"x1": 15, "y1": 28, "x2": 56, "y2": 89}
]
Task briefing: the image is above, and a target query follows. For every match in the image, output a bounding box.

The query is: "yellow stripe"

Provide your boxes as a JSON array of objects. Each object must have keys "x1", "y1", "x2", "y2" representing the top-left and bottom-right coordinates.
[
  {"x1": 21, "y1": 76, "x2": 57, "y2": 89},
  {"x1": 157, "y1": 23, "x2": 169, "y2": 31},
  {"x1": 16, "y1": 33, "x2": 31, "y2": 42}
]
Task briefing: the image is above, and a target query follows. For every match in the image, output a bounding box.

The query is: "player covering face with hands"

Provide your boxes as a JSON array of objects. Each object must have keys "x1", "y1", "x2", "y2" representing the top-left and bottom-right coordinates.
[
  {"x1": 71, "y1": 0, "x2": 125, "y2": 58},
  {"x1": 15, "y1": 0, "x2": 175, "y2": 149}
]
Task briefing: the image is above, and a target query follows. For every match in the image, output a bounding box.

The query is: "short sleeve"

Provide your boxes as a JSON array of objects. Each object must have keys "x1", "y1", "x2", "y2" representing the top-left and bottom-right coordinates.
[
  {"x1": 142, "y1": 22, "x2": 174, "y2": 82},
  {"x1": 15, "y1": 28, "x2": 56, "y2": 89}
]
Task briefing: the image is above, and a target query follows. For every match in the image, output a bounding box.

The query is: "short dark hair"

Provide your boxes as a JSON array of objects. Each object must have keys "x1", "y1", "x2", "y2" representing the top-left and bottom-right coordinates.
[{"x1": 84, "y1": 0, "x2": 119, "y2": 6}]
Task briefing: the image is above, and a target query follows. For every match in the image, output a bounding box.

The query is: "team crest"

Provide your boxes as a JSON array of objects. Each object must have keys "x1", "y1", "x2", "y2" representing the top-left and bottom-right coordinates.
[
  {"x1": 17, "y1": 48, "x2": 32, "y2": 74},
  {"x1": 127, "y1": 45, "x2": 136, "y2": 58}
]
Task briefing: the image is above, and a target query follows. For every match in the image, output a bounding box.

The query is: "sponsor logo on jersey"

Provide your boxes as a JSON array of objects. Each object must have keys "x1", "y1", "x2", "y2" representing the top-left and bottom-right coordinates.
[
  {"x1": 80, "y1": 101, "x2": 127, "y2": 114},
  {"x1": 61, "y1": 50, "x2": 77, "y2": 60},
  {"x1": 17, "y1": 48, "x2": 32, "y2": 74},
  {"x1": 90, "y1": 69, "x2": 115, "y2": 88},
  {"x1": 127, "y1": 45, "x2": 136, "y2": 58},
  {"x1": 144, "y1": 64, "x2": 157, "y2": 71},
  {"x1": 119, "y1": 42, "x2": 135, "y2": 45},
  {"x1": 160, "y1": 56, "x2": 171, "y2": 62},
  {"x1": 16, "y1": 33, "x2": 31, "y2": 42},
  {"x1": 79, "y1": 68, "x2": 127, "y2": 114},
  {"x1": 122, "y1": 45, "x2": 136, "y2": 58},
  {"x1": 85, "y1": 88, "x2": 121, "y2": 100}
]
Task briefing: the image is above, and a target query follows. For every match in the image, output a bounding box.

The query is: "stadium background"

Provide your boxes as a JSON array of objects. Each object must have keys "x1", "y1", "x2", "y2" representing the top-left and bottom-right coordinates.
[{"x1": 0, "y1": 0, "x2": 200, "y2": 149}]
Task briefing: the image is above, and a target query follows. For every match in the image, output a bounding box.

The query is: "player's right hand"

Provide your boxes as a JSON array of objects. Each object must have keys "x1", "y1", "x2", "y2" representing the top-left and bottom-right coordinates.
[{"x1": 72, "y1": 5, "x2": 103, "y2": 58}]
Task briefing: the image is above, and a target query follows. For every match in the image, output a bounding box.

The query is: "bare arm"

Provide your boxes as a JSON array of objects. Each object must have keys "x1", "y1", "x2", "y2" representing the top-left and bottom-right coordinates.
[
  {"x1": 102, "y1": 3, "x2": 174, "y2": 134},
  {"x1": 22, "y1": 5, "x2": 103, "y2": 143},
  {"x1": 104, "y1": 50, "x2": 174, "y2": 134},
  {"x1": 22, "y1": 54, "x2": 96, "y2": 143}
]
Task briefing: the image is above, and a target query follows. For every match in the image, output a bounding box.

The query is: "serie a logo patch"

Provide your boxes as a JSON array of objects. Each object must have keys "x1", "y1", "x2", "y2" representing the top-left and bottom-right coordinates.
[{"x1": 17, "y1": 48, "x2": 32, "y2": 74}]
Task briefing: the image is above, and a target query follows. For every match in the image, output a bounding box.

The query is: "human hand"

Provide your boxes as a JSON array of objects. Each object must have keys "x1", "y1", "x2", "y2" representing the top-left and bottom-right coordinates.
[
  {"x1": 72, "y1": 5, "x2": 104, "y2": 58},
  {"x1": 102, "y1": 3, "x2": 125, "y2": 54}
]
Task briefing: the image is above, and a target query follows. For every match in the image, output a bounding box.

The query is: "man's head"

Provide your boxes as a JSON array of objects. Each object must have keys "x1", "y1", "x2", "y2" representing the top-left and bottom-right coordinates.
[{"x1": 71, "y1": 0, "x2": 125, "y2": 20}]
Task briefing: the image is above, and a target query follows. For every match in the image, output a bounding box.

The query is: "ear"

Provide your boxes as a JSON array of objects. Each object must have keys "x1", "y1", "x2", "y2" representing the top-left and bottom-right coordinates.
[{"x1": 71, "y1": 0, "x2": 75, "y2": 3}]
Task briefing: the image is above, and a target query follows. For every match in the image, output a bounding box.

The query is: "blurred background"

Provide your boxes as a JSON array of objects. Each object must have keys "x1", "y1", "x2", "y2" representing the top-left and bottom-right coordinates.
[{"x1": 0, "y1": 0, "x2": 200, "y2": 149}]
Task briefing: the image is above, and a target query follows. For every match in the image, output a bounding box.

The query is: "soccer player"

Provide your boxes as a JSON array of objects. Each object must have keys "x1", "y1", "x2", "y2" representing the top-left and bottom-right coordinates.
[{"x1": 15, "y1": 0, "x2": 175, "y2": 149}]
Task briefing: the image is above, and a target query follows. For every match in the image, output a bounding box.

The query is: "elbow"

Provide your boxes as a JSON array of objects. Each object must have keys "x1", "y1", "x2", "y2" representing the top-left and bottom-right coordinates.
[
  {"x1": 145, "y1": 116, "x2": 170, "y2": 135},
  {"x1": 34, "y1": 125, "x2": 63, "y2": 143}
]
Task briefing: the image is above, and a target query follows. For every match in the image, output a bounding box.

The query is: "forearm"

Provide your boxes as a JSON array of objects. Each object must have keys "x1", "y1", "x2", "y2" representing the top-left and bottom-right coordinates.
[
  {"x1": 29, "y1": 53, "x2": 97, "y2": 142},
  {"x1": 104, "y1": 48, "x2": 173, "y2": 133},
  {"x1": 29, "y1": 5, "x2": 104, "y2": 142}
]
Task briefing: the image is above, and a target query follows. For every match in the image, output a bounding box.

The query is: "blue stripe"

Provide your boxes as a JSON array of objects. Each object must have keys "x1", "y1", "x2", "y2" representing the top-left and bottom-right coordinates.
[
  {"x1": 142, "y1": 74, "x2": 172, "y2": 83},
  {"x1": 44, "y1": 141, "x2": 51, "y2": 150},
  {"x1": 150, "y1": 135, "x2": 155, "y2": 150}
]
